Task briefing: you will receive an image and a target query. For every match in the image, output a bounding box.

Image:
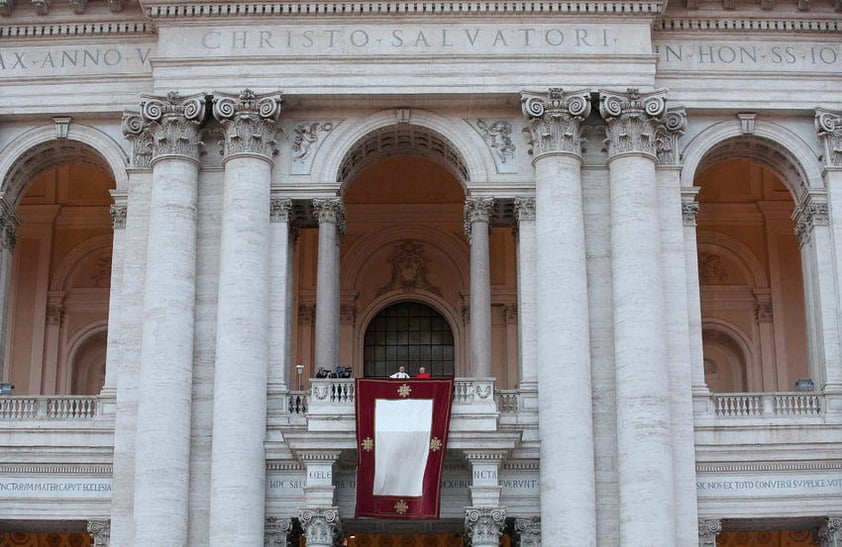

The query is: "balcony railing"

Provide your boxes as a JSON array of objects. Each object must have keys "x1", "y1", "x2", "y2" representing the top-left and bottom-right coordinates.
[
  {"x1": 710, "y1": 392, "x2": 824, "y2": 417},
  {"x1": 0, "y1": 396, "x2": 99, "y2": 420}
]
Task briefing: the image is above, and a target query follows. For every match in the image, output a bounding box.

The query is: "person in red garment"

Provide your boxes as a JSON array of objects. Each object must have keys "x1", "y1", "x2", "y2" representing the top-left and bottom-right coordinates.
[{"x1": 415, "y1": 366, "x2": 431, "y2": 379}]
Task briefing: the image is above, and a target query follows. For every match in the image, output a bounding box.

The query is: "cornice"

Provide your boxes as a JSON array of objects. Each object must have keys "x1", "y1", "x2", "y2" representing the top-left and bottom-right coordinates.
[
  {"x1": 140, "y1": 0, "x2": 666, "y2": 19},
  {"x1": 697, "y1": 461, "x2": 842, "y2": 473},
  {"x1": 0, "y1": 20, "x2": 155, "y2": 38},
  {"x1": 0, "y1": 463, "x2": 112, "y2": 475},
  {"x1": 654, "y1": 16, "x2": 841, "y2": 33}
]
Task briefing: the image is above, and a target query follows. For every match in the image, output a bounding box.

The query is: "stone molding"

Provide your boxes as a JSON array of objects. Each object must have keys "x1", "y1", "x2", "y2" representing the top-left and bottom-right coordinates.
[
  {"x1": 514, "y1": 197, "x2": 536, "y2": 223},
  {"x1": 122, "y1": 91, "x2": 207, "y2": 166},
  {"x1": 815, "y1": 516, "x2": 842, "y2": 547},
  {"x1": 298, "y1": 507, "x2": 340, "y2": 547},
  {"x1": 0, "y1": 463, "x2": 112, "y2": 474},
  {"x1": 464, "y1": 506, "x2": 506, "y2": 546},
  {"x1": 265, "y1": 516, "x2": 292, "y2": 547},
  {"x1": 312, "y1": 198, "x2": 346, "y2": 236},
  {"x1": 0, "y1": 21, "x2": 154, "y2": 38},
  {"x1": 213, "y1": 89, "x2": 283, "y2": 161},
  {"x1": 816, "y1": 108, "x2": 842, "y2": 168},
  {"x1": 464, "y1": 197, "x2": 495, "y2": 240},
  {"x1": 599, "y1": 88, "x2": 667, "y2": 160},
  {"x1": 266, "y1": 461, "x2": 304, "y2": 471},
  {"x1": 521, "y1": 88, "x2": 591, "y2": 159},
  {"x1": 87, "y1": 520, "x2": 110, "y2": 547},
  {"x1": 655, "y1": 107, "x2": 687, "y2": 165},
  {"x1": 270, "y1": 198, "x2": 293, "y2": 224},
  {"x1": 514, "y1": 516, "x2": 541, "y2": 547},
  {"x1": 655, "y1": 17, "x2": 841, "y2": 33},
  {"x1": 697, "y1": 461, "x2": 842, "y2": 473},
  {"x1": 698, "y1": 518, "x2": 722, "y2": 546},
  {"x1": 109, "y1": 204, "x2": 127, "y2": 230},
  {"x1": 794, "y1": 197, "x2": 830, "y2": 247}
]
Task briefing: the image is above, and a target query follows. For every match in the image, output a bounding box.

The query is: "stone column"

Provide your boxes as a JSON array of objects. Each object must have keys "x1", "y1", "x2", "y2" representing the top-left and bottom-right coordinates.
[
  {"x1": 87, "y1": 520, "x2": 110, "y2": 547},
  {"x1": 102, "y1": 200, "x2": 127, "y2": 395},
  {"x1": 208, "y1": 90, "x2": 283, "y2": 546},
  {"x1": 514, "y1": 197, "x2": 537, "y2": 391},
  {"x1": 515, "y1": 517, "x2": 541, "y2": 547},
  {"x1": 298, "y1": 507, "x2": 341, "y2": 547},
  {"x1": 681, "y1": 190, "x2": 707, "y2": 394},
  {"x1": 698, "y1": 518, "x2": 722, "y2": 547},
  {"x1": 42, "y1": 294, "x2": 64, "y2": 391},
  {"x1": 465, "y1": 197, "x2": 494, "y2": 378},
  {"x1": 0, "y1": 206, "x2": 18, "y2": 381},
  {"x1": 600, "y1": 88, "x2": 676, "y2": 544},
  {"x1": 129, "y1": 91, "x2": 206, "y2": 547},
  {"x1": 268, "y1": 197, "x2": 293, "y2": 395},
  {"x1": 521, "y1": 87, "x2": 596, "y2": 544},
  {"x1": 817, "y1": 516, "x2": 842, "y2": 547},
  {"x1": 465, "y1": 507, "x2": 506, "y2": 547},
  {"x1": 313, "y1": 198, "x2": 345, "y2": 373},
  {"x1": 265, "y1": 516, "x2": 292, "y2": 547}
]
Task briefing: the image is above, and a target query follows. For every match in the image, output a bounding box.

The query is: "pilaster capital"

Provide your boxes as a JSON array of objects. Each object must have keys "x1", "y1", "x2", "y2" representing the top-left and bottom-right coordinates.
[
  {"x1": 521, "y1": 88, "x2": 591, "y2": 160},
  {"x1": 265, "y1": 516, "x2": 292, "y2": 547},
  {"x1": 794, "y1": 194, "x2": 830, "y2": 247},
  {"x1": 513, "y1": 197, "x2": 536, "y2": 223},
  {"x1": 699, "y1": 518, "x2": 722, "y2": 546},
  {"x1": 514, "y1": 516, "x2": 542, "y2": 547},
  {"x1": 110, "y1": 203, "x2": 127, "y2": 230},
  {"x1": 123, "y1": 92, "x2": 207, "y2": 165},
  {"x1": 681, "y1": 187, "x2": 701, "y2": 227},
  {"x1": 0, "y1": 208, "x2": 19, "y2": 251},
  {"x1": 87, "y1": 520, "x2": 110, "y2": 547},
  {"x1": 815, "y1": 516, "x2": 842, "y2": 547},
  {"x1": 599, "y1": 88, "x2": 668, "y2": 160},
  {"x1": 655, "y1": 107, "x2": 688, "y2": 165},
  {"x1": 464, "y1": 506, "x2": 506, "y2": 546},
  {"x1": 464, "y1": 197, "x2": 495, "y2": 240},
  {"x1": 816, "y1": 108, "x2": 842, "y2": 168},
  {"x1": 213, "y1": 89, "x2": 283, "y2": 161},
  {"x1": 270, "y1": 198, "x2": 293, "y2": 223},
  {"x1": 312, "y1": 198, "x2": 346, "y2": 235},
  {"x1": 298, "y1": 507, "x2": 341, "y2": 547}
]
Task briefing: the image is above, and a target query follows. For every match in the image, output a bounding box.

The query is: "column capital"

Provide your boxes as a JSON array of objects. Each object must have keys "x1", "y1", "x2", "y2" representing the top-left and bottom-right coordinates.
[
  {"x1": 0, "y1": 208, "x2": 19, "y2": 251},
  {"x1": 599, "y1": 88, "x2": 668, "y2": 160},
  {"x1": 87, "y1": 519, "x2": 111, "y2": 547},
  {"x1": 655, "y1": 107, "x2": 688, "y2": 166},
  {"x1": 794, "y1": 194, "x2": 830, "y2": 247},
  {"x1": 110, "y1": 203, "x2": 127, "y2": 230},
  {"x1": 521, "y1": 87, "x2": 591, "y2": 160},
  {"x1": 265, "y1": 516, "x2": 293, "y2": 547},
  {"x1": 698, "y1": 518, "x2": 722, "y2": 546},
  {"x1": 515, "y1": 517, "x2": 542, "y2": 547},
  {"x1": 464, "y1": 506, "x2": 506, "y2": 547},
  {"x1": 213, "y1": 89, "x2": 284, "y2": 161},
  {"x1": 270, "y1": 198, "x2": 293, "y2": 223},
  {"x1": 312, "y1": 198, "x2": 346, "y2": 234},
  {"x1": 816, "y1": 516, "x2": 842, "y2": 547},
  {"x1": 123, "y1": 91, "x2": 207, "y2": 165},
  {"x1": 514, "y1": 196, "x2": 536, "y2": 223},
  {"x1": 464, "y1": 197, "x2": 495, "y2": 239},
  {"x1": 816, "y1": 108, "x2": 842, "y2": 168},
  {"x1": 298, "y1": 507, "x2": 341, "y2": 547}
]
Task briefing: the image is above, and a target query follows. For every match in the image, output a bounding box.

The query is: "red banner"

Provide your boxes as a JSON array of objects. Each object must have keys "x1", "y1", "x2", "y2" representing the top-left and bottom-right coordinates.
[{"x1": 355, "y1": 378, "x2": 454, "y2": 519}]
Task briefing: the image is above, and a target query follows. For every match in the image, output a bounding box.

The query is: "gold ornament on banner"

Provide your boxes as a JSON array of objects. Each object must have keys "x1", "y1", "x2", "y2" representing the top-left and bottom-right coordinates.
[
  {"x1": 395, "y1": 500, "x2": 409, "y2": 515},
  {"x1": 430, "y1": 437, "x2": 443, "y2": 451},
  {"x1": 398, "y1": 384, "x2": 411, "y2": 398},
  {"x1": 361, "y1": 437, "x2": 374, "y2": 452}
]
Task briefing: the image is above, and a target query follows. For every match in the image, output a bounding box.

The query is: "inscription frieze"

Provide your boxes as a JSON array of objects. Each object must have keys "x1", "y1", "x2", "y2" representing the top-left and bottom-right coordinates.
[
  {"x1": 655, "y1": 40, "x2": 842, "y2": 72},
  {"x1": 0, "y1": 44, "x2": 153, "y2": 77}
]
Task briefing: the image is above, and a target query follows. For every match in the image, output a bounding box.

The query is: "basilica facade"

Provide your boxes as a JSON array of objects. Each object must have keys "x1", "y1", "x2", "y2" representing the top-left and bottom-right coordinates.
[{"x1": 0, "y1": 0, "x2": 841, "y2": 545}]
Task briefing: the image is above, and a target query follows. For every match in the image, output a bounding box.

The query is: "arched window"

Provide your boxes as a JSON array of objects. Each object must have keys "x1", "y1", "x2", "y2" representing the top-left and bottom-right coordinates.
[{"x1": 363, "y1": 301, "x2": 454, "y2": 378}]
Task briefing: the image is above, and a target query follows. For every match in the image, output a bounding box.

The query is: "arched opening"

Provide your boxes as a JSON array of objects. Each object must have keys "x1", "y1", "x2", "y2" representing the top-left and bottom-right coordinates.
[
  {"x1": 695, "y1": 146, "x2": 808, "y2": 393},
  {"x1": 363, "y1": 301, "x2": 455, "y2": 378},
  {"x1": 702, "y1": 328, "x2": 748, "y2": 393}
]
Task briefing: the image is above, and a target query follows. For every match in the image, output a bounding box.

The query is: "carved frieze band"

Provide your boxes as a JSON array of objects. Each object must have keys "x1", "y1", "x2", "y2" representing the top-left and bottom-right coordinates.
[
  {"x1": 599, "y1": 88, "x2": 668, "y2": 160},
  {"x1": 464, "y1": 197, "x2": 495, "y2": 240},
  {"x1": 265, "y1": 516, "x2": 293, "y2": 547},
  {"x1": 794, "y1": 198, "x2": 830, "y2": 246},
  {"x1": 213, "y1": 89, "x2": 283, "y2": 160},
  {"x1": 312, "y1": 198, "x2": 346, "y2": 236},
  {"x1": 270, "y1": 198, "x2": 293, "y2": 223},
  {"x1": 816, "y1": 108, "x2": 842, "y2": 168},
  {"x1": 298, "y1": 507, "x2": 340, "y2": 546},
  {"x1": 464, "y1": 506, "x2": 506, "y2": 545},
  {"x1": 698, "y1": 518, "x2": 723, "y2": 546},
  {"x1": 122, "y1": 91, "x2": 207, "y2": 166},
  {"x1": 87, "y1": 520, "x2": 110, "y2": 547},
  {"x1": 521, "y1": 88, "x2": 591, "y2": 159},
  {"x1": 514, "y1": 516, "x2": 541, "y2": 547}
]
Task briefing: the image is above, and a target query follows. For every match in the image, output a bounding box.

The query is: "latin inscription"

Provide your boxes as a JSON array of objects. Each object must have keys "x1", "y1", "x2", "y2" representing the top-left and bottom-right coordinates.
[
  {"x1": 267, "y1": 476, "x2": 538, "y2": 492},
  {"x1": 0, "y1": 478, "x2": 112, "y2": 499},
  {"x1": 697, "y1": 476, "x2": 842, "y2": 498},
  {"x1": 0, "y1": 45, "x2": 153, "y2": 78},
  {"x1": 655, "y1": 41, "x2": 842, "y2": 71}
]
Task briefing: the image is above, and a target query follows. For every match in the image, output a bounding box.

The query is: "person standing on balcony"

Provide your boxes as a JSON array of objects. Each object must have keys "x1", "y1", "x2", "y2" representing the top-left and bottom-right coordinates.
[
  {"x1": 390, "y1": 366, "x2": 410, "y2": 378},
  {"x1": 415, "y1": 367, "x2": 431, "y2": 379}
]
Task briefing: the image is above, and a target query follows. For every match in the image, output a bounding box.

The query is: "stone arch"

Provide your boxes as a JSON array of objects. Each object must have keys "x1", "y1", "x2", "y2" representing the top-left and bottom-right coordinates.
[
  {"x1": 64, "y1": 320, "x2": 108, "y2": 395},
  {"x1": 702, "y1": 320, "x2": 753, "y2": 393},
  {"x1": 49, "y1": 234, "x2": 113, "y2": 292},
  {"x1": 696, "y1": 230, "x2": 769, "y2": 289},
  {"x1": 0, "y1": 123, "x2": 128, "y2": 209},
  {"x1": 315, "y1": 109, "x2": 492, "y2": 189},
  {"x1": 681, "y1": 119, "x2": 823, "y2": 205}
]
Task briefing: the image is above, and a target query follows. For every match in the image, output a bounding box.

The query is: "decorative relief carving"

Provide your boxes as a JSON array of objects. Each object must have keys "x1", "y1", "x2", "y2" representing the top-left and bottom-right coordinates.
[
  {"x1": 815, "y1": 108, "x2": 842, "y2": 167},
  {"x1": 110, "y1": 204, "x2": 127, "y2": 230},
  {"x1": 464, "y1": 506, "x2": 506, "y2": 546},
  {"x1": 682, "y1": 201, "x2": 700, "y2": 226},
  {"x1": 599, "y1": 88, "x2": 667, "y2": 159},
  {"x1": 754, "y1": 299, "x2": 774, "y2": 323},
  {"x1": 514, "y1": 516, "x2": 541, "y2": 547},
  {"x1": 502, "y1": 304, "x2": 517, "y2": 323},
  {"x1": 292, "y1": 122, "x2": 336, "y2": 174},
  {"x1": 521, "y1": 88, "x2": 591, "y2": 159},
  {"x1": 312, "y1": 198, "x2": 346, "y2": 236},
  {"x1": 121, "y1": 112, "x2": 153, "y2": 169},
  {"x1": 265, "y1": 516, "x2": 292, "y2": 547},
  {"x1": 87, "y1": 520, "x2": 110, "y2": 547},
  {"x1": 815, "y1": 516, "x2": 842, "y2": 546},
  {"x1": 46, "y1": 303, "x2": 64, "y2": 326},
  {"x1": 298, "y1": 304, "x2": 315, "y2": 325},
  {"x1": 270, "y1": 198, "x2": 293, "y2": 223},
  {"x1": 699, "y1": 252, "x2": 728, "y2": 284},
  {"x1": 794, "y1": 200, "x2": 830, "y2": 246},
  {"x1": 469, "y1": 119, "x2": 516, "y2": 173},
  {"x1": 213, "y1": 89, "x2": 283, "y2": 160},
  {"x1": 298, "y1": 507, "x2": 340, "y2": 547},
  {"x1": 654, "y1": 107, "x2": 687, "y2": 165},
  {"x1": 53, "y1": 116, "x2": 71, "y2": 139},
  {"x1": 123, "y1": 92, "x2": 207, "y2": 165},
  {"x1": 0, "y1": 209, "x2": 19, "y2": 251},
  {"x1": 0, "y1": 0, "x2": 15, "y2": 16},
  {"x1": 89, "y1": 256, "x2": 112, "y2": 288},
  {"x1": 464, "y1": 197, "x2": 495, "y2": 240},
  {"x1": 698, "y1": 518, "x2": 722, "y2": 546},
  {"x1": 513, "y1": 197, "x2": 536, "y2": 223},
  {"x1": 340, "y1": 304, "x2": 356, "y2": 325},
  {"x1": 377, "y1": 240, "x2": 441, "y2": 296},
  {"x1": 738, "y1": 112, "x2": 757, "y2": 135}
]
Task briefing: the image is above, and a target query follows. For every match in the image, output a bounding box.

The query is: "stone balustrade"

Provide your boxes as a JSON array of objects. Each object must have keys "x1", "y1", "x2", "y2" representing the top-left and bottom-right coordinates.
[
  {"x1": 709, "y1": 392, "x2": 824, "y2": 418},
  {"x1": 0, "y1": 395, "x2": 99, "y2": 420}
]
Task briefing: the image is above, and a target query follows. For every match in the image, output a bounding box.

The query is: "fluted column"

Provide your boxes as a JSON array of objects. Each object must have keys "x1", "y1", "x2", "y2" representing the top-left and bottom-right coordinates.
[
  {"x1": 521, "y1": 87, "x2": 596, "y2": 545},
  {"x1": 465, "y1": 507, "x2": 506, "y2": 547},
  {"x1": 515, "y1": 517, "x2": 541, "y2": 547},
  {"x1": 465, "y1": 197, "x2": 494, "y2": 377},
  {"x1": 298, "y1": 508, "x2": 341, "y2": 547},
  {"x1": 698, "y1": 518, "x2": 722, "y2": 547},
  {"x1": 313, "y1": 198, "x2": 345, "y2": 372},
  {"x1": 600, "y1": 88, "x2": 676, "y2": 545},
  {"x1": 514, "y1": 197, "x2": 537, "y2": 390},
  {"x1": 87, "y1": 520, "x2": 110, "y2": 547},
  {"x1": 0, "y1": 206, "x2": 18, "y2": 381},
  {"x1": 127, "y1": 91, "x2": 205, "y2": 546},
  {"x1": 208, "y1": 89, "x2": 283, "y2": 546}
]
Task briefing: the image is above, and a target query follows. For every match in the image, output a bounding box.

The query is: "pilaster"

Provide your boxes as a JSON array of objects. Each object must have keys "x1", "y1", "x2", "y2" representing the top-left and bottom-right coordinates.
[
  {"x1": 300, "y1": 450, "x2": 341, "y2": 507},
  {"x1": 698, "y1": 518, "x2": 722, "y2": 547},
  {"x1": 0, "y1": 205, "x2": 19, "y2": 383},
  {"x1": 682, "y1": 188, "x2": 707, "y2": 397},
  {"x1": 464, "y1": 197, "x2": 495, "y2": 378},
  {"x1": 269, "y1": 197, "x2": 294, "y2": 400},
  {"x1": 298, "y1": 507, "x2": 341, "y2": 547},
  {"x1": 514, "y1": 197, "x2": 537, "y2": 392},
  {"x1": 464, "y1": 506, "x2": 506, "y2": 547},
  {"x1": 465, "y1": 451, "x2": 505, "y2": 507}
]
